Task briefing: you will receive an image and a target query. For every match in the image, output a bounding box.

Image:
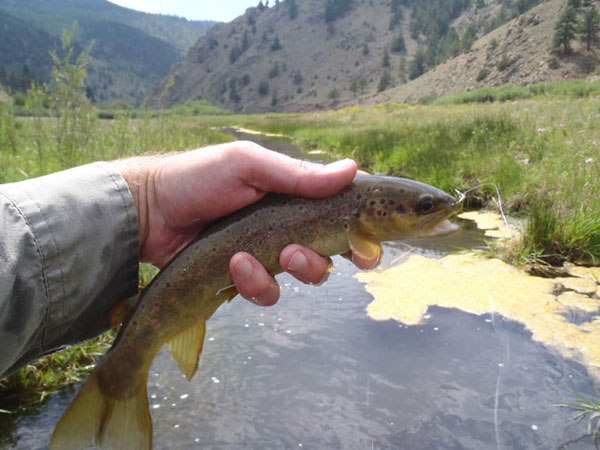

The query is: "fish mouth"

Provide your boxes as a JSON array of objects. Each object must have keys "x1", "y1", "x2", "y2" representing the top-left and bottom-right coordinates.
[
  {"x1": 428, "y1": 218, "x2": 460, "y2": 236},
  {"x1": 415, "y1": 201, "x2": 462, "y2": 236}
]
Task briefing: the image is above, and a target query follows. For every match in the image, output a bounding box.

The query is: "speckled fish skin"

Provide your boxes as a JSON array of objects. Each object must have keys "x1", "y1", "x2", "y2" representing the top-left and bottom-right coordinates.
[{"x1": 50, "y1": 175, "x2": 459, "y2": 450}]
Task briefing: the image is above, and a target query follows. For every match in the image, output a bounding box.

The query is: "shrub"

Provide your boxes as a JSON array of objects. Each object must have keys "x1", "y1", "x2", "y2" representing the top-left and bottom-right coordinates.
[{"x1": 258, "y1": 80, "x2": 269, "y2": 96}]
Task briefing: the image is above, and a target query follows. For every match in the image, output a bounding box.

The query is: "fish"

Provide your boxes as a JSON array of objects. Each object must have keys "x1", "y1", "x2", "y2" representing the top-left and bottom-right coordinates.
[{"x1": 50, "y1": 175, "x2": 460, "y2": 449}]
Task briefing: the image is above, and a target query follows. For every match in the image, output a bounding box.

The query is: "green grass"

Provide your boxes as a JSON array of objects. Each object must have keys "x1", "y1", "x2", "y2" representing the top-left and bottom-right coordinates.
[
  {"x1": 431, "y1": 79, "x2": 600, "y2": 105},
  {"x1": 0, "y1": 330, "x2": 116, "y2": 405},
  {"x1": 557, "y1": 391, "x2": 600, "y2": 440},
  {"x1": 233, "y1": 98, "x2": 600, "y2": 266},
  {"x1": 1, "y1": 76, "x2": 600, "y2": 401}
]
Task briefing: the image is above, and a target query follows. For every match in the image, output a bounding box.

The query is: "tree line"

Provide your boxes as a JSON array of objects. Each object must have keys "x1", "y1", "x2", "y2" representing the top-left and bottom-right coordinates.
[{"x1": 553, "y1": 0, "x2": 599, "y2": 54}]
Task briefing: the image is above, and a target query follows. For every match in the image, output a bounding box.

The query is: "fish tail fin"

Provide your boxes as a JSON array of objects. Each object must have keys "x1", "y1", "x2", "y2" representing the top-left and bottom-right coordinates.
[{"x1": 50, "y1": 370, "x2": 152, "y2": 450}]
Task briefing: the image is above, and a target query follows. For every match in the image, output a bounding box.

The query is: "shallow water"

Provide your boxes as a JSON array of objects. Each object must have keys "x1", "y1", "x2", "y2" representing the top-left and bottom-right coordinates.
[
  {"x1": 1, "y1": 132, "x2": 598, "y2": 449},
  {"x1": 2, "y1": 244, "x2": 598, "y2": 449}
]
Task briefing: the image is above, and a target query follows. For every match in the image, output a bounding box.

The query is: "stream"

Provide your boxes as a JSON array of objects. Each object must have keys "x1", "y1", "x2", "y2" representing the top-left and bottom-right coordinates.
[{"x1": 0, "y1": 129, "x2": 598, "y2": 449}]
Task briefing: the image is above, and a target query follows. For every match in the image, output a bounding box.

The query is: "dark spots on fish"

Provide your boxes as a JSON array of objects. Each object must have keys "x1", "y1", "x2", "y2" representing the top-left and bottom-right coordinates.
[
  {"x1": 395, "y1": 204, "x2": 405, "y2": 213},
  {"x1": 369, "y1": 200, "x2": 376, "y2": 206},
  {"x1": 166, "y1": 282, "x2": 171, "y2": 288},
  {"x1": 329, "y1": 218, "x2": 335, "y2": 223},
  {"x1": 388, "y1": 199, "x2": 395, "y2": 205},
  {"x1": 376, "y1": 211, "x2": 382, "y2": 217},
  {"x1": 382, "y1": 211, "x2": 388, "y2": 216},
  {"x1": 212, "y1": 247, "x2": 217, "y2": 252},
  {"x1": 354, "y1": 212, "x2": 360, "y2": 218},
  {"x1": 379, "y1": 199, "x2": 386, "y2": 205},
  {"x1": 343, "y1": 223, "x2": 349, "y2": 230},
  {"x1": 245, "y1": 227, "x2": 250, "y2": 233},
  {"x1": 398, "y1": 189, "x2": 405, "y2": 194},
  {"x1": 356, "y1": 193, "x2": 362, "y2": 200}
]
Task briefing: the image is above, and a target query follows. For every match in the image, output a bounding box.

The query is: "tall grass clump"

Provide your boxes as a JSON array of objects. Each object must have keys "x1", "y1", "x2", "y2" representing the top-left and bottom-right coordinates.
[
  {"x1": 432, "y1": 79, "x2": 600, "y2": 105},
  {"x1": 240, "y1": 98, "x2": 600, "y2": 267}
]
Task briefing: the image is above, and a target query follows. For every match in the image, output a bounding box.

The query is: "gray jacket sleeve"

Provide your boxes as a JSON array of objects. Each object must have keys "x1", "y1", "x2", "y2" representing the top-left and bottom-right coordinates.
[{"x1": 0, "y1": 162, "x2": 139, "y2": 377}]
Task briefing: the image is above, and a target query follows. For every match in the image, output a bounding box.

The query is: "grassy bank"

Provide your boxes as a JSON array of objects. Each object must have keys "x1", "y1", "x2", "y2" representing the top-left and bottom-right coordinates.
[
  {"x1": 232, "y1": 97, "x2": 600, "y2": 266},
  {"x1": 1, "y1": 75, "x2": 599, "y2": 401}
]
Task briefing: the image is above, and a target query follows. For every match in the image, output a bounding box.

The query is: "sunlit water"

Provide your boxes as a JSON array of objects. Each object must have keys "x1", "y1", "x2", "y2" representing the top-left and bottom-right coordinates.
[{"x1": 1, "y1": 132, "x2": 598, "y2": 449}]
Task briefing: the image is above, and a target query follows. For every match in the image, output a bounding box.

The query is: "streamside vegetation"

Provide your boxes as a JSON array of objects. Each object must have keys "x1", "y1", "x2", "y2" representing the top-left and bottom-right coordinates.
[
  {"x1": 1, "y1": 27, "x2": 599, "y2": 404},
  {"x1": 235, "y1": 84, "x2": 600, "y2": 268}
]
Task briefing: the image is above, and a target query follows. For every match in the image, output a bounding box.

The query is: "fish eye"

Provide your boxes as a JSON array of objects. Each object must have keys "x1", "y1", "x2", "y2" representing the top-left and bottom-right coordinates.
[{"x1": 417, "y1": 195, "x2": 435, "y2": 213}]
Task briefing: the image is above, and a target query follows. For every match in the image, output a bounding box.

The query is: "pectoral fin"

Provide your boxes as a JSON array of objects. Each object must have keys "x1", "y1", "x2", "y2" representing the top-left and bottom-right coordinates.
[
  {"x1": 109, "y1": 295, "x2": 138, "y2": 327},
  {"x1": 168, "y1": 321, "x2": 206, "y2": 380},
  {"x1": 349, "y1": 230, "x2": 382, "y2": 261},
  {"x1": 217, "y1": 284, "x2": 239, "y2": 302}
]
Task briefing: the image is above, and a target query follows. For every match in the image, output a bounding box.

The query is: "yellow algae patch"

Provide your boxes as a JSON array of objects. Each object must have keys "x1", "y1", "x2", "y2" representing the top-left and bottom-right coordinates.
[
  {"x1": 556, "y1": 277, "x2": 598, "y2": 295},
  {"x1": 356, "y1": 253, "x2": 600, "y2": 381},
  {"x1": 568, "y1": 265, "x2": 600, "y2": 282},
  {"x1": 458, "y1": 211, "x2": 519, "y2": 239}
]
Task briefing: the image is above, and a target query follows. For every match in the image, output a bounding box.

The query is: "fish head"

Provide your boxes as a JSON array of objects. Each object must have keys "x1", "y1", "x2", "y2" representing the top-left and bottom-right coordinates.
[{"x1": 354, "y1": 175, "x2": 461, "y2": 240}]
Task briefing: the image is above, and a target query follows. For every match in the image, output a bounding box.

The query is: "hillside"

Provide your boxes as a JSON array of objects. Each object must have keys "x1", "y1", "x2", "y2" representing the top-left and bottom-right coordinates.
[
  {"x1": 155, "y1": 0, "x2": 598, "y2": 112},
  {"x1": 0, "y1": 0, "x2": 215, "y2": 105},
  {"x1": 360, "y1": 0, "x2": 600, "y2": 105}
]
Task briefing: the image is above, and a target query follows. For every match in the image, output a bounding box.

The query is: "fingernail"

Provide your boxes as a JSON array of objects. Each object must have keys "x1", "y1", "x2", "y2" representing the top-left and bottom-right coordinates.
[
  {"x1": 235, "y1": 257, "x2": 254, "y2": 278},
  {"x1": 287, "y1": 251, "x2": 308, "y2": 273},
  {"x1": 324, "y1": 158, "x2": 354, "y2": 173}
]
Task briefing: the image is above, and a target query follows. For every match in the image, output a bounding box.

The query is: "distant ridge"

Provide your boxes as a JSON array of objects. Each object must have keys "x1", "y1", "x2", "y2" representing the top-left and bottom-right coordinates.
[
  {"x1": 154, "y1": 0, "x2": 599, "y2": 112},
  {"x1": 0, "y1": 0, "x2": 216, "y2": 105}
]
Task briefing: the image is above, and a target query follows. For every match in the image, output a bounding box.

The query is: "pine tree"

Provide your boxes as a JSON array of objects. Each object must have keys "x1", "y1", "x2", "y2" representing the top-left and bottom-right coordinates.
[
  {"x1": 553, "y1": 6, "x2": 578, "y2": 54},
  {"x1": 391, "y1": 34, "x2": 406, "y2": 53},
  {"x1": 382, "y1": 49, "x2": 391, "y2": 67},
  {"x1": 408, "y1": 49, "x2": 426, "y2": 80},
  {"x1": 271, "y1": 35, "x2": 282, "y2": 51},
  {"x1": 287, "y1": 0, "x2": 298, "y2": 19},
  {"x1": 377, "y1": 71, "x2": 393, "y2": 92},
  {"x1": 579, "y1": 6, "x2": 600, "y2": 51}
]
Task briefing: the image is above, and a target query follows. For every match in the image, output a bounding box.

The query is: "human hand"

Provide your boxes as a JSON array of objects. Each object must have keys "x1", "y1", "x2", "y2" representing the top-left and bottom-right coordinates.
[{"x1": 114, "y1": 141, "x2": 381, "y2": 306}]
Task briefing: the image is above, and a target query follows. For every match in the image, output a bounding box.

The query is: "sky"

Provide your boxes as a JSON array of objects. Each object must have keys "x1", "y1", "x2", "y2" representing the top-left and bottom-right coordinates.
[{"x1": 107, "y1": 0, "x2": 260, "y2": 22}]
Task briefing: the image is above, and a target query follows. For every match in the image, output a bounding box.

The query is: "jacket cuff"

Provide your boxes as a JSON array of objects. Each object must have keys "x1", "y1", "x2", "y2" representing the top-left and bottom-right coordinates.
[{"x1": 0, "y1": 162, "x2": 139, "y2": 375}]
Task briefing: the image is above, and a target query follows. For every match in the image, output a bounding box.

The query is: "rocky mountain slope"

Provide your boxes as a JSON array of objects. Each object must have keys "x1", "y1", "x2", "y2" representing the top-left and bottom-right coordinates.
[
  {"x1": 359, "y1": 0, "x2": 599, "y2": 106},
  {"x1": 156, "y1": 0, "x2": 598, "y2": 112}
]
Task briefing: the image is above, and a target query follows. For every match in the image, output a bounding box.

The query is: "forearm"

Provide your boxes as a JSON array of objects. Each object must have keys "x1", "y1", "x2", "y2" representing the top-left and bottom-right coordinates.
[{"x1": 0, "y1": 163, "x2": 139, "y2": 377}]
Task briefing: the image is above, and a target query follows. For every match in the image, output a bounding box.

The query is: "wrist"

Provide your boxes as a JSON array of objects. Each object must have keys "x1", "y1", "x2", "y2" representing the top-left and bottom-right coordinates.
[{"x1": 111, "y1": 157, "x2": 158, "y2": 254}]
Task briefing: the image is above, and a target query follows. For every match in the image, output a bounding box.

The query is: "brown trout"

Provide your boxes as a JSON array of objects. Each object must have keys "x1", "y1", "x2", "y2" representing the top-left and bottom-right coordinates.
[{"x1": 50, "y1": 175, "x2": 460, "y2": 449}]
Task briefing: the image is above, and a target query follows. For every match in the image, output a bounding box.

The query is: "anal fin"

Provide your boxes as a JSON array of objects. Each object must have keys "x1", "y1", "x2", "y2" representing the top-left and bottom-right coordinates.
[{"x1": 168, "y1": 321, "x2": 206, "y2": 380}]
